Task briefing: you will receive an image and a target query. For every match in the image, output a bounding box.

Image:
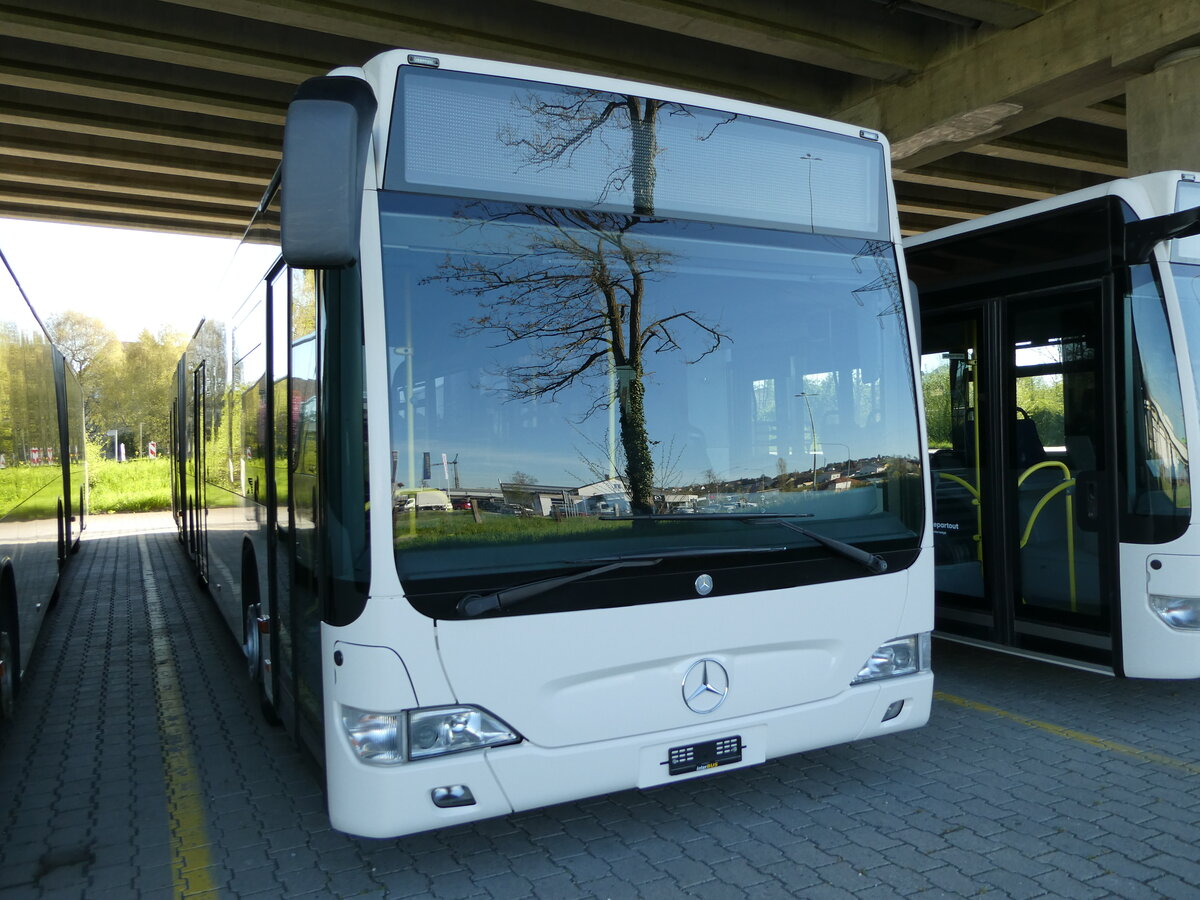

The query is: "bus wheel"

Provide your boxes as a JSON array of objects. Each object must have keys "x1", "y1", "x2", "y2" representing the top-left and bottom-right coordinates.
[
  {"x1": 243, "y1": 601, "x2": 262, "y2": 681},
  {"x1": 0, "y1": 630, "x2": 15, "y2": 721},
  {"x1": 243, "y1": 601, "x2": 280, "y2": 726}
]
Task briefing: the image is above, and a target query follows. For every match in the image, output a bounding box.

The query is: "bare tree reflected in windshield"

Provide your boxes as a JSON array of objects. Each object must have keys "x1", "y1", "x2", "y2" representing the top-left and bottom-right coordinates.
[{"x1": 426, "y1": 90, "x2": 734, "y2": 514}]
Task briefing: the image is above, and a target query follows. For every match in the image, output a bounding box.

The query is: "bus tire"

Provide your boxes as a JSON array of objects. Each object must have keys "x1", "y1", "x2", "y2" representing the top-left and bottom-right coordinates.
[
  {"x1": 0, "y1": 573, "x2": 18, "y2": 722},
  {"x1": 241, "y1": 550, "x2": 280, "y2": 727},
  {"x1": 57, "y1": 499, "x2": 66, "y2": 569}
]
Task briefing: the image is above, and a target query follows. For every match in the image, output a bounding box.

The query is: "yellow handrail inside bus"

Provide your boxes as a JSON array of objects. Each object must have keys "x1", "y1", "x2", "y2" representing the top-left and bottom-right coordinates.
[
  {"x1": 937, "y1": 470, "x2": 983, "y2": 563},
  {"x1": 1017, "y1": 459, "x2": 1071, "y2": 486},
  {"x1": 1017, "y1": 461, "x2": 1076, "y2": 610},
  {"x1": 937, "y1": 471, "x2": 977, "y2": 498}
]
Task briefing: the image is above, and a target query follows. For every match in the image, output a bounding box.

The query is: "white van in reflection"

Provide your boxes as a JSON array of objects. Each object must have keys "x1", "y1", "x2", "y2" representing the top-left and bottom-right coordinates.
[{"x1": 393, "y1": 487, "x2": 453, "y2": 511}]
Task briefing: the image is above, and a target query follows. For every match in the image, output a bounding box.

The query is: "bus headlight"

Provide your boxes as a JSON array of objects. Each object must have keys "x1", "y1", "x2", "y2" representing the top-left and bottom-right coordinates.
[
  {"x1": 341, "y1": 707, "x2": 404, "y2": 765},
  {"x1": 852, "y1": 633, "x2": 932, "y2": 684},
  {"x1": 1149, "y1": 595, "x2": 1200, "y2": 630},
  {"x1": 407, "y1": 706, "x2": 520, "y2": 760}
]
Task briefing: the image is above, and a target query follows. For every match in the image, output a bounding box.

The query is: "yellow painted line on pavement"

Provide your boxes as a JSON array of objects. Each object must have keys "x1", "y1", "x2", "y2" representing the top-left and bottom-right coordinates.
[
  {"x1": 936, "y1": 690, "x2": 1200, "y2": 776},
  {"x1": 140, "y1": 535, "x2": 220, "y2": 899}
]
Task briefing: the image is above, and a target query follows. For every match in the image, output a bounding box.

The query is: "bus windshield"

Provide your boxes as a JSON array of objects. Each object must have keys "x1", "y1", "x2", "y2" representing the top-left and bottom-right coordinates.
[{"x1": 379, "y1": 66, "x2": 922, "y2": 617}]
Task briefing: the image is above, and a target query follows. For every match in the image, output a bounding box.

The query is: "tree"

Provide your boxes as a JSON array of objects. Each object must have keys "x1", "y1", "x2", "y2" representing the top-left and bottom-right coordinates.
[
  {"x1": 506, "y1": 470, "x2": 537, "y2": 511},
  {"x1": 47, "y1": 311, "x2": 121, "y2": 452},
  {"x1": 430, "y1": 88, "x2": 732, "y2": 513},
  {"x1": 46, "y1": 311, "x2": 120, "y2": 389},
  {"x1": 47, "y1": 311, "x2": 186, "y2": 455},
  {"x1": 93, "y1": 327, "x2": 187, "y2": 455}
]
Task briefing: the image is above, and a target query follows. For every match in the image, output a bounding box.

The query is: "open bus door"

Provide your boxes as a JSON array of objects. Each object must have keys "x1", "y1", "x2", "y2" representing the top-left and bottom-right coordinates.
[{"x1": 922, "y1": 281, "x2": 1120, "y2": 669}]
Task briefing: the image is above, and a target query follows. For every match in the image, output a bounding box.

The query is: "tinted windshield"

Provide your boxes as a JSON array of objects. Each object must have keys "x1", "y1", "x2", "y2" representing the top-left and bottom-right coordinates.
[
  {"x1": 380, "y1": 65, "x2": 921, "y2": 618},
  {"x1": 382, "y1": 195, "x2": 922, "y2": 615}
]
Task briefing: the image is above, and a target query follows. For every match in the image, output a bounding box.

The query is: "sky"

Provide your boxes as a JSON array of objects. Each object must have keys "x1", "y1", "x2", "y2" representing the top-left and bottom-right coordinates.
[{"x1": 0, "y1": 216, "x2": 240, "y2": 342}]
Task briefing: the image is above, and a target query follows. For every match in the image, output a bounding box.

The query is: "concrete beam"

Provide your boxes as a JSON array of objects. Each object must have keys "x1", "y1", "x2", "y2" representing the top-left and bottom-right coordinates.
[
  {"x1": 896, "y1": 199, "x2": 982, "y2": 221},
  {"x1": 156, "y1": 0, "x2": 840, "y2": 109},
  {"x1": 1127, "y1": 49, "x2": 1200, "y2": 174},
  {"x1": 0, "y1": 97, "x2": 279, "y2": 159},
  {"x1": 0, "y1": 159, "x2": 264, "y2": 207},
  {"x1": 1060, "y1": 99, "x2": 1126, "y2": 129},
  {"x1": 0, "y1": 129, "x2": 274, "y2": 184},
  {"x1": 896, "y1": 168, "x2": 1056, "y2": 202},
  {"x1": 894, "y1": 154, "x2": 1106, "y2": 201},
  {"x1": 915, "y1": 0, "x2": 1044, "y2": 28},
  {"x1": 837, "y1": 0, "x2": 1200, "y2": 161},
  {"x1": 524, "y1": 0, "x2": 928, "y2": 81},
  {"x1": 966, "y1": 137, "x2": 1126, "y2": 177},
  {"x1": 0, "y1": 60, "x2": 285, "y2": 124},
  {"x1": 0, "y1": 188, "x2": 252, "y2": 230},
  {"x1": 0, "y1": 203, "x2": 247, "y2": 238},
  {"x1": 0, "y1": 3, "x2": 324, "y2": 83}
]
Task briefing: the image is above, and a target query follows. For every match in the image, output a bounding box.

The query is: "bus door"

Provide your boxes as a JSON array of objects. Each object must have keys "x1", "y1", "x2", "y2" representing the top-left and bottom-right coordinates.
[
  {"x1": 192, "y1": 360, "x2": 209, "y2": 584},
  {"x1": 1003, "y1": 285, "x2": 1117, "y2": 666},
  {"x1": 923, "y1": 310, "x2": 990, "y2": 632},
  {"x1": 923, "y1": 284, "x2": 1119, "y2": 667}
]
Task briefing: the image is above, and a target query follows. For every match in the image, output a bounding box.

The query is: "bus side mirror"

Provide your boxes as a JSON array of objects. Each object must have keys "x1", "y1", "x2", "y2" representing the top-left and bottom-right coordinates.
[
  {"x1": 281, "y1": 76, "x2": 378, "y2": 269},
  {"x1": 1123, "y1": 205, "x2": 1200, "y2": 264}
]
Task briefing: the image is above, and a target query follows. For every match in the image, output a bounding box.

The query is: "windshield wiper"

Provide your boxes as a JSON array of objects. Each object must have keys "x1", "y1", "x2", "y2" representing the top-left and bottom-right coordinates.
[
  {"x1": 761, "y1": 519, "x2": 888, "y2": 574},
  {"x1": 456, "y1": 545, "x2": 788, "y2": 617},
  {"x1": 600, "y1": 512, "x2": 888, "y2": 574}
]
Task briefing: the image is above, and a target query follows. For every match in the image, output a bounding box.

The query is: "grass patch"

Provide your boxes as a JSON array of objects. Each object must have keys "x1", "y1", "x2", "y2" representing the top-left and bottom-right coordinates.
[
  {"x1": 394, "y1": 510, "x2": 625, "y2": 547},
  {"x1": 88, "y1": 457, "x2": 173, "y2": 513}
]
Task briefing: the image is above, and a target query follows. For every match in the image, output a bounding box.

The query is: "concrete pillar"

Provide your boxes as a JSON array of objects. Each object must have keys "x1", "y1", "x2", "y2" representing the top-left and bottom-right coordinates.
[{"x1": 1127, "y1": 48, "x2": 1200, "y2": 176}]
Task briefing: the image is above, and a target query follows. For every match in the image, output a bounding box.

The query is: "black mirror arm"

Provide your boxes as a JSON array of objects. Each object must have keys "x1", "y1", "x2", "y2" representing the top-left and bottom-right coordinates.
[{"x1": 1124, "y1": 205, "x2": 1200, "y2": 264}]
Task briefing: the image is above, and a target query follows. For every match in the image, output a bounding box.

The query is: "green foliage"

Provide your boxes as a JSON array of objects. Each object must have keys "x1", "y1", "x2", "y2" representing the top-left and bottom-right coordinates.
[
  {"x1": 394, "y1": 510, "x2": 623, "y2": 548},
  {"x1": 0, "y1": 465, "x2": 62, "y2": 521},
  {"x1": 1015, "y1": 376, "x2": 1065, "y2": 447},
  {"x1": 922, "y1": 364, "x2": 952, "y2": 449},
  {"x1": 92, "y1": 327, "x2": 187, "y2": 455},
  {"x1": 87, "y1": 457, "x2": 172, "y2": 513},
  {"x1": 46, "y1": 310, "x2": 119, "y2": 387},
  {"x1": 48, "y1": 312, "x2": 186, "y2": 456},
  {"x1": 922, "y1": 364, "x2": 1067, "y2": 450}
]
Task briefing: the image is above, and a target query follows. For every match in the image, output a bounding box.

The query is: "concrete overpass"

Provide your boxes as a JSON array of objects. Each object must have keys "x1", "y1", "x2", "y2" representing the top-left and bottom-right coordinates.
[{"x1": 3, "y1": 0, "x2": 1199, "y2": 238}]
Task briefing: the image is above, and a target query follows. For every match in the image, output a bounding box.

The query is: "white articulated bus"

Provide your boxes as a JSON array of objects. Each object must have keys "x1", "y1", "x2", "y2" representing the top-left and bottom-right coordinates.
[
  {"x1": 0, "y1": 249, "x2": 86, "y2": 722},
  {"x1": 171, "y1": 50, "x2": 932, "y2": 838},
  {"x1": 907, "y1": 171, "x2": 1200, "y2": 678}
]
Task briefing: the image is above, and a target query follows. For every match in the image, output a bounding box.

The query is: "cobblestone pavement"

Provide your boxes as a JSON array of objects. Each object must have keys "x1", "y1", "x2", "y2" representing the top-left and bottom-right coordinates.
[{"x1": 2, "y1": 513, "x2": 1199, "y2": 898}]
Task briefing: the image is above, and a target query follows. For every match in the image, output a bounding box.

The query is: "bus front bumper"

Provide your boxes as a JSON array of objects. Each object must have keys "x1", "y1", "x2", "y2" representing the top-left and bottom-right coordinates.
[{"x1": 324, "y1": 672, "x2": 932, "y2": 839}]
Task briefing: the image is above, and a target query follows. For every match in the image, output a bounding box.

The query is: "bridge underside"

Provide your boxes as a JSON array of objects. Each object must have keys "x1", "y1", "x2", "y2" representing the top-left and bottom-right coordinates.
[{"x1": 3, "y1": 0, "x2": 1199, "y2": 237}]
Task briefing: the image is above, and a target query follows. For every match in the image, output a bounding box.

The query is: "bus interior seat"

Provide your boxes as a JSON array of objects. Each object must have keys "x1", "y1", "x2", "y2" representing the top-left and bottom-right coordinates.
[
  {"x1": 1014, "y1": 410, "x2": 1047, "y2": 469},
  {"x1": 930, "y1": 448, "x2": 965, "y2": 469}
]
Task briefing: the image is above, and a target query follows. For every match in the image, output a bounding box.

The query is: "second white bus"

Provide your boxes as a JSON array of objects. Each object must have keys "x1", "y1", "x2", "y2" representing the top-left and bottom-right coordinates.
[{"x1": 908, "y1": 170, "x2": 1200, "y2": 678}]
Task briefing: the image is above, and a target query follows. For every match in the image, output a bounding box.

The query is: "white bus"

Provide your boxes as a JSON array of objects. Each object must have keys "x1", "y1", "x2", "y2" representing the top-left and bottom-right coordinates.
[
  {"x1": 172, "y1": 50, "x2": 932, "y2": 838},
  {"x1": 0, "y1": 249, "x2": 86, "y2": 722},
  {"x1": 907, "y1": 170, "x2": 1200, "y2": 678}
]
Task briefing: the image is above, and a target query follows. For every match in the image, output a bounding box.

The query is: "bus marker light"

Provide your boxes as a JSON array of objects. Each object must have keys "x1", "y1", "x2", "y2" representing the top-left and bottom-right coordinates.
[
  {"x1": 407, "y1": 54, "x2": 440, "y2": 68},
  {"x1": 1149, "y1": 594, "x2": 1200, "y2": 629},
  {"x1": 431, "y1": 785, "x2": 476, "y2": 808},
  {"x1": 342, "y1": 707, "x2": 404, "y2": 765}
]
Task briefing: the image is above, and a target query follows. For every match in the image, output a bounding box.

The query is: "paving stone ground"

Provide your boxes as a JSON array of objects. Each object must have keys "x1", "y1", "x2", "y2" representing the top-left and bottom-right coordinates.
[{"x1": 2, "y1": 512, "x2": 1200, "y2": 898}]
